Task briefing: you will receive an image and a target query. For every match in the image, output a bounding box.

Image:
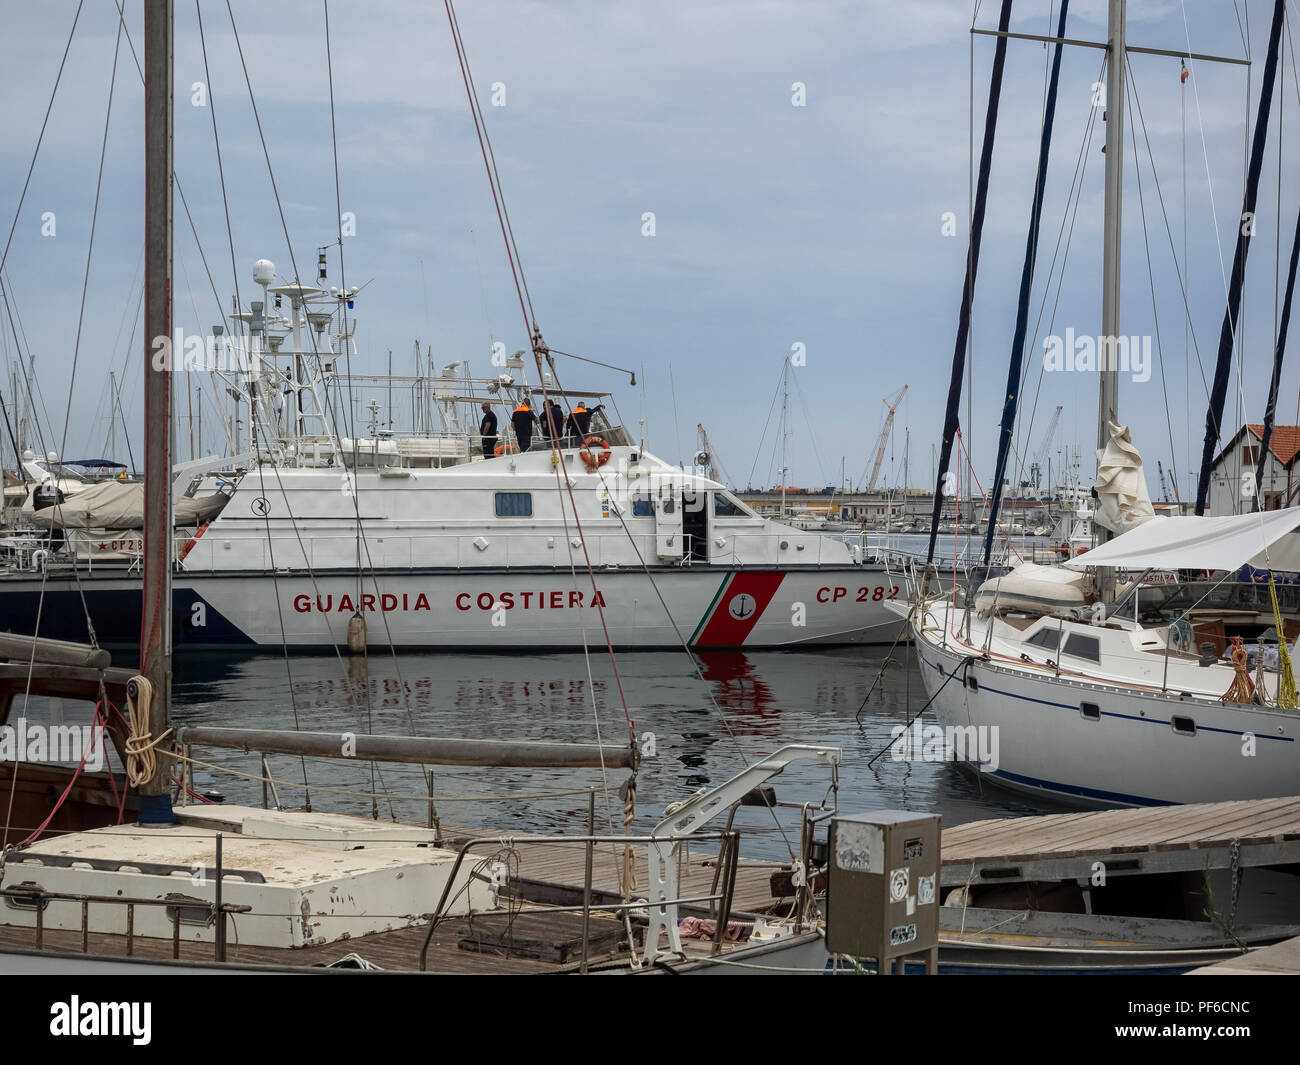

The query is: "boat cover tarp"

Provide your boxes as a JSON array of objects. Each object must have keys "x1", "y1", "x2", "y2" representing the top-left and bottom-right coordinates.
[
  {"x1": 1063, "y1": 506, "x2": 1300, "y2": 573},
  {"x1": 30, "y1": 481, "x2": 228, "y2": 530},
  {"x1": 975, "y1": 561, "x2": 1090, "y2": 615},
  {"x1": 1093, "y1": 420, "x2": 1155, "y2": 535}
]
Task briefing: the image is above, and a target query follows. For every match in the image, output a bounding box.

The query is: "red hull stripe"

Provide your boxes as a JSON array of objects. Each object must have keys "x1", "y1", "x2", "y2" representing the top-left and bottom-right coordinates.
[{"x1": 692, "y1": 572, "x2": 785, "y2": 647}]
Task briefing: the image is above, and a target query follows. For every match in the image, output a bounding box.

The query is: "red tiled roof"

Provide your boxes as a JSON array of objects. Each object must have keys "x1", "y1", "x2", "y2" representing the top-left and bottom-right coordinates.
[{"x1": 1246, "y1": 424, "x2": 1300, "y2": 467}]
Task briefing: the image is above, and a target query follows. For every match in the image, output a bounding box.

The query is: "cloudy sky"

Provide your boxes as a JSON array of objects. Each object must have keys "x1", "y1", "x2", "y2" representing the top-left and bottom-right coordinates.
[{"x1": 1, "y1": 1, "x2": 1296, "y2": 505}]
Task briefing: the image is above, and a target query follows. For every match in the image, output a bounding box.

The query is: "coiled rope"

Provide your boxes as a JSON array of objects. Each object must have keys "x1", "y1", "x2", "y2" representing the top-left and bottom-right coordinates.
[{"x1": 124, "y1": 677, "x2": 173, "y2": 789}]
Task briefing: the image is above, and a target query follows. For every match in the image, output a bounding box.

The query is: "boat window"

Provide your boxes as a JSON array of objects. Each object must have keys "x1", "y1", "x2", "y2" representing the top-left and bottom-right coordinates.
[
  {"x1": 1171, "y1": 715, "x2": 1197, "y2": 736},
  {"x1": 632, "y1": 494, "x2": 653, "y2": 517},
  {"x1": 1080, "y1": 702, "x2": 1101, "y2": 721},
  {"x1": 713, "y1": 492, "x2": 748, "y2": 518},
  {"x1": 1063, "y1": 633, "x2": 1101, "y2": 662},
  {"x1": 494, "y1": 492, "x2": 533, "y2": 518},
  {"x1": 1025, "y1": 628, "x2": 1062, "y2": 652}
]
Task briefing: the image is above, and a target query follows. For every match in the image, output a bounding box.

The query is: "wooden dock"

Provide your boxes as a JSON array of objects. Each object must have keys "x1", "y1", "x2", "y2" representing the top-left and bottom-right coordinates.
[
  {"x1": 1189, "y1": 933, "x2": 1300, "y2": 975},
  {"x1": 939, "y1": 796, "x2": 1300, "y2": 887}
]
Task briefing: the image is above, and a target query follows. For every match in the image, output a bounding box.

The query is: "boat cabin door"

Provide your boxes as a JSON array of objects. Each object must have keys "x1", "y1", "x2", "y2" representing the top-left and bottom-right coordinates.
[
  {"x1": 682, "y1": 488, "x2": 708, "y2": 562},
  {"x1": 654, "y1": 482, "x2": 684, "y2": 560}
]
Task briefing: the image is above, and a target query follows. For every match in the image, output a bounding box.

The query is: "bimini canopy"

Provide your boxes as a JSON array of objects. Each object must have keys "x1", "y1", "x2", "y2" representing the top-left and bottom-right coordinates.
[
  {"x1": 1063, "y1": 506, "x2": 1300, "y2": 573},
  {"x1": 30, "y1": 481, "x2": 228, "y2": 531}
]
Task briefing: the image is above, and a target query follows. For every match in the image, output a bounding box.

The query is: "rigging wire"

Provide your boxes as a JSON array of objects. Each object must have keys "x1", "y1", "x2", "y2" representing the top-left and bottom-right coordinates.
[
  {"x1": 0, "y1": 1, "x2": 84, "y2": 282},
  {"x1": 1124, "y1": 55, "x2": 1184, "y2": 499}
]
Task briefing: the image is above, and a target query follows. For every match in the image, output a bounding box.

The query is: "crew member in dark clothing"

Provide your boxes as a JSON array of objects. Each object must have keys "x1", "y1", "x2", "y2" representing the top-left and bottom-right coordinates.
[
  {"x1": 511, "y1": 399, "x2": 537, "y2": 452},
  {"x1": 564, "y1": 401, "x2": 594, "y2": 440},
  {"x1": 479, "y1": 402, "x2": 498, "y2": 458},
  {"x1": 540, "y1": 398, "x2": 564, "y2": 443}
]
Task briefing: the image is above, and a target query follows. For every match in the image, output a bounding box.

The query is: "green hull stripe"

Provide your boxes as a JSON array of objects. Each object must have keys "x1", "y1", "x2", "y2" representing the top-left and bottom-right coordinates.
[{"x1": 689, "y1": 574, "x2": 733, "y2": 646}]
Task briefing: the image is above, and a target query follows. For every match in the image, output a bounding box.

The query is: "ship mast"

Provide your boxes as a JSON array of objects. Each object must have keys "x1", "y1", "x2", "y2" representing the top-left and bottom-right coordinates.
[
  {"x1": 1096, "y1": 0, "x2": 1125, "y2": 558},
  {"x1": 138, "y1": 0, "x2": 175, "y2": 823}
]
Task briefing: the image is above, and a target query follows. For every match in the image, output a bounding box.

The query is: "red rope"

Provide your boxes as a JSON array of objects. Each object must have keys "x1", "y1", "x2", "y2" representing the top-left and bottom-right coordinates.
[{"x1": 20, "y1": 702, "x2": 107, "y2": 846}]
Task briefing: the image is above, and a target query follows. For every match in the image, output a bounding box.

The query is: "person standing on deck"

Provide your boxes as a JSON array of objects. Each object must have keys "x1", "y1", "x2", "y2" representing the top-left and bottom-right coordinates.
[
  {"x1": 540, "y1": 398, "x2": 564, "y2": 443},
  {"x1": 511, "y1": 399, "x2": 537, "y2": 452},
  {"x1": 564, "y1": 401, "x2": 594, "y2": 440},
  {"x1": 479, "y1": 402, "x2": 498, "y2": 459}
]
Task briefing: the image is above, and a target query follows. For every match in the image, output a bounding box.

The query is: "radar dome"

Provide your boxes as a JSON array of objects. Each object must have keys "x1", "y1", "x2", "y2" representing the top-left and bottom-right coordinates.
[{"x1": 252, "y1": 259, "x2": 275, "y2": 285}]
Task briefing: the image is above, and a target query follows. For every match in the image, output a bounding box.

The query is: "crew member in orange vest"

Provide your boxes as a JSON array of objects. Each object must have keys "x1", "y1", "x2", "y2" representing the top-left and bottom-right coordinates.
[
  {"x1": 511, "y1": 399, "x2": 537, "y2": 452},
  {"x1": 564, "y1": 401, "x2": 595, "y2": 440}
]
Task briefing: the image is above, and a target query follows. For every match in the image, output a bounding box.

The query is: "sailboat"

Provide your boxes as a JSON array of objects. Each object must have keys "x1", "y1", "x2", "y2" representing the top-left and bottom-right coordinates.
[{"x1": 900, "y1": 0, "x2": 1300, "y2": 807}]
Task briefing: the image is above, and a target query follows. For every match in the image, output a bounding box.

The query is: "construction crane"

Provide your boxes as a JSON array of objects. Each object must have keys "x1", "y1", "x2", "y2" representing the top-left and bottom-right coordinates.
[
  {"x1": 865, "y1": 385, "x2": 907, "y2": 492},
  {"x1": 1157, "y1": 460, "x2": 1171, "y2": 503},
  {"x1": 1025, "y1": 405, "x2": 1064, "y2": 495}
]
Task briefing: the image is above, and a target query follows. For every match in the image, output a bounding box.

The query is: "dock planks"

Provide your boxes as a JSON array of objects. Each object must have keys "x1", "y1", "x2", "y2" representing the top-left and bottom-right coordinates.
[{"x1": 942, "y1": 796, "x2": 1300, "y2": 867}]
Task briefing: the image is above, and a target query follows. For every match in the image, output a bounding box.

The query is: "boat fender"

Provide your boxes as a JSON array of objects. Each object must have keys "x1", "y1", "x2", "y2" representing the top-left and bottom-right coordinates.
[
  {"x1": 579, "y1": 436, "x2": 611, "y2": 470},
  {"x1": 30, "y1": 549, "x2": 47, "y2": 573},
  {"x1": 346, "y1": 611, "x2": 367, "y2": 654}
]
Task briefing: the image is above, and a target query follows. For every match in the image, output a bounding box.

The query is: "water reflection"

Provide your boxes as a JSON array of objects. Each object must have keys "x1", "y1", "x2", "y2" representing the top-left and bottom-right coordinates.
[{"x1": 170, "y1": 646, "x2": 1054, "y2": 859}]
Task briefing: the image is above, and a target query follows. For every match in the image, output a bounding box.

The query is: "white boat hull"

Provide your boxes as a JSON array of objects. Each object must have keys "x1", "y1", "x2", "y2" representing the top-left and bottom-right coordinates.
[
  {"x1": 914, "y1": 632, "x2": 1300, "y2": 807},
  {"x1": 0, "y1": 566, "x2": 905, "y2": 650}
]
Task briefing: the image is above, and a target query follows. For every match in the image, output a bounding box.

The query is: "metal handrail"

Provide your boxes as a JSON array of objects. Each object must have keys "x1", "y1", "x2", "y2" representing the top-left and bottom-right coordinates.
[
  {"x1": 418, "y1": 830, "x2": 741, "y2": 972},
  {"x1": 1, "y1": 883, "x2": 251, "y2": 962}
]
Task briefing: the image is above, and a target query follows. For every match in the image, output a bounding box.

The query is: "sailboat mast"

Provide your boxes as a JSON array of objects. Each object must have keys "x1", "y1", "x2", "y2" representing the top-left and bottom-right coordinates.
[
  {"x1": 139, "y1": 0, "x2": 174, "y2": 819},
  {"x1": 781, "y1": 358, "x2": 788, "y2": 519},
  {"x1": 1097, "y1": 0, "x2": 1125, "y2": 546}
]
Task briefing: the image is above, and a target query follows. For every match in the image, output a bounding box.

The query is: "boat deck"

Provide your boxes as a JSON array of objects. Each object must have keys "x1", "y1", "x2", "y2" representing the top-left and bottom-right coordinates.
[
  {"x1": 0, "y1": 820, "x2": 793, "y2": 974},
  {"x1": 6, "y1": 796, "x2": 1300, "y2": 973}
]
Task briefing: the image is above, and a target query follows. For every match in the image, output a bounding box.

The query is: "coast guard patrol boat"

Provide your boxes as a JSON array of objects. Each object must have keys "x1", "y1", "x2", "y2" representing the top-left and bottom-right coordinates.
[{"x1": 0, "y1": 259, "x2": 900, "y2": 653}]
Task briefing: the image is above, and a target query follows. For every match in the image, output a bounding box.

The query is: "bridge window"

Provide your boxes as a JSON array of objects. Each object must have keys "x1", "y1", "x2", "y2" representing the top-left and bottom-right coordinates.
[
  {"x1": 713, "y1": 493, "x2": 747, "y2": 517},
  {"x1": 632, "y1": 493, "x2": 653, "y2": 517},
  {"x1": 494, "y1": 492, "x2": 532, "y2": 518}
]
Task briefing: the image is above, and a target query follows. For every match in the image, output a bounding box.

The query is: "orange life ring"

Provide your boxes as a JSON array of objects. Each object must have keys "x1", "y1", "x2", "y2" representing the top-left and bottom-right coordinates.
[
  {"x1": 179, "y1": 520, "x2": 209, "y2": 562},
  {"x1": 494, "y1": 443, "x2": 517, "y2": 456},
  {"x1": 579, "y1": 435, "x2": 611, "y2": 469},
  {"x1": 1074, "y1": 544, "x2": 1090, "y2": 556}
]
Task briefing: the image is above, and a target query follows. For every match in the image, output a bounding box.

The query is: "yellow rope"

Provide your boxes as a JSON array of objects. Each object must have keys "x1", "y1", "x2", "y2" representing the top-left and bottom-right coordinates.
[{"x1": 1269, "y1": 575, "x2": 1297, "y2": 709}]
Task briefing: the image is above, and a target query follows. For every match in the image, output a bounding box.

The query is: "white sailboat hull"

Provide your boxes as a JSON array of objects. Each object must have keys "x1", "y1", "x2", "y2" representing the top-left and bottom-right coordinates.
[{"x1": 913, "y1": 632, "x2": 1300, "y2": 807}]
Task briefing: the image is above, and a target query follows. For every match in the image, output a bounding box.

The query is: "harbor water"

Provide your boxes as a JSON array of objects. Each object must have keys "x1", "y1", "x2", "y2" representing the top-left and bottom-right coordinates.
[{"x1": 167, "y1": 646, "x2": 1059, "y2": 861}]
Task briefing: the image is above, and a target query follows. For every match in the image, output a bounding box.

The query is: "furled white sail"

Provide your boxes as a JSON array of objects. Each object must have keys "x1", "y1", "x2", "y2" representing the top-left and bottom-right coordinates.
[{"x1": 1093, "y1": 420, "x2": 1155, "y2": 534}]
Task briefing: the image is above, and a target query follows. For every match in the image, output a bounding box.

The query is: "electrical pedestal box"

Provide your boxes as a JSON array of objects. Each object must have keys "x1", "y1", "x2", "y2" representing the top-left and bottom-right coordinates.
[{"x1": 826, "y1": 810, "x2": 941, "y2": 974}]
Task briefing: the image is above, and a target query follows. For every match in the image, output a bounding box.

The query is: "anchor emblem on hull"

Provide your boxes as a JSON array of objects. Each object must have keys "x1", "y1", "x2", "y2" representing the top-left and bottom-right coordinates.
[{"x1": 727, "y1": 593, "x2": 755, "y2": 620}]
